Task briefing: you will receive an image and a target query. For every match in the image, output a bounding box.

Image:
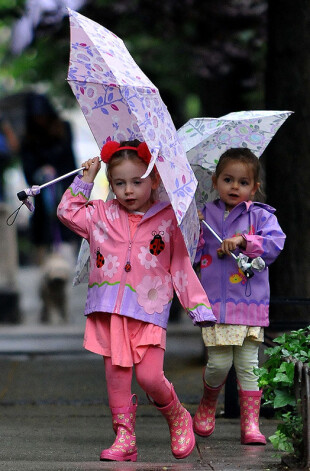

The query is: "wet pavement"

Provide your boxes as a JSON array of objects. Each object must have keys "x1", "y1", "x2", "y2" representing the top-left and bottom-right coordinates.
[{"x1": 0, "y1": 266, "x2": 288, "y2": 471}]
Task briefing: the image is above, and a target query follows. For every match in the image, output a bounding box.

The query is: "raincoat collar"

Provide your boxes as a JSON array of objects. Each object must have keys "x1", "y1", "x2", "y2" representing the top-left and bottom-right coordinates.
[
  {"x1": 214, "y1": 198, "x2": 276, "y2": 216},
  {"x1": 116, "y1": 199, "x2": 171, "y2": 222}
]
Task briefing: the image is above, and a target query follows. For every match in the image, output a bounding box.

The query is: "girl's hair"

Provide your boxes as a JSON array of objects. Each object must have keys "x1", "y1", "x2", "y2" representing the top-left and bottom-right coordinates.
[
  {"x1": 215, "y1": 147, "x2": 265, "y2": 200},
  {"x1": 106, "y1": 139, "x2": 159, "y2": 203}
]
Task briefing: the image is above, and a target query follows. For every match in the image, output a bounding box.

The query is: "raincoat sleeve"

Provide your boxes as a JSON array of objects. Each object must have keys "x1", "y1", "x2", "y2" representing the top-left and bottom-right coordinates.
[
  {"x1": 170, "y1": 224, "x2": 216, "y2": 327},
  {"x1": 194, "y1": 225, "x2": 205, "y2": 264},
  {"x1": 242, "y1": 211, "x2": 286, "y2": 266},
  {"x1": 194, "y1": 206, "x2": 207, "y2": 264},
  {"x1": 57, "y1": 175, "x2": 94, "y2": 240}
]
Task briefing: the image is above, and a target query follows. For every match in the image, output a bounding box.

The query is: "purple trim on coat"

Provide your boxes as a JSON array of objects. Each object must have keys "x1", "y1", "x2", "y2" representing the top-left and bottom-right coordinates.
[
  {"x1": 71, "y1": 175, "x2": 94, "y2": 198},
  {"x1": 119, "y1": 285, "x2": 171, "y2": 329},
  {"x1": 211, "y1": 301, "x2": 269, "y2": 326},
  {"x1": 187, "y1": 305, "x2": 216, "y2": 326},
  {"x1": 84, "y1": 283, "x2": 119, "y2": 315},
  {"x1": 144, "y1": 201, "x2": 171, "y2": 219}
]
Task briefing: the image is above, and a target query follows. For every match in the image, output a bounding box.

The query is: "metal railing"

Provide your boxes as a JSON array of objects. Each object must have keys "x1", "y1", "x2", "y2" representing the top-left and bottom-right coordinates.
[{"x1": 291, "y1": 359, "x2": 310, "y2": 469}]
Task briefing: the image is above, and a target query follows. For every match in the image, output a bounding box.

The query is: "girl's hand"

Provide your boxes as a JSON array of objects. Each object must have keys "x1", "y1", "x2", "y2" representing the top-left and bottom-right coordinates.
[
  {"x1": 198, "y1": 210, "x2": 204, "y2": 221},
  {"x1": 219, "y1": 235, "x2": 246, "y2": 256},
  {"x1": 81, "y1": 157, "x2": 101, "y2": 183}
]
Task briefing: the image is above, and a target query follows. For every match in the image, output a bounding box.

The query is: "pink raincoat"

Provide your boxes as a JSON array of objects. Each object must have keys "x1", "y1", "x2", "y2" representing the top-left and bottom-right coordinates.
[{"x1": 57, "y1": 176, "x2": 216, "y2": 329}]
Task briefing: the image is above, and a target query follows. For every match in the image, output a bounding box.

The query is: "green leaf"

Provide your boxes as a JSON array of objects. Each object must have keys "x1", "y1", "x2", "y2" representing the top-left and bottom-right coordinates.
[
  {"x1": 273, "y1": 372, "x2": 291, "y2": 384},
  {"x1": 269, "y1": 431, "x2": 294, "y2": 453},
  {"x1": 274, "y1": 362, "x2": 295, "y2": 383},
  {"x1": 281, "y1": 348, "x2": 291, "y2": 357},
  {"x1": 273, "y1": 333, "x2": 287, "y2": 345},
  {"x1": 273, "y1": 389, "x2": 296, "y2": 408}
]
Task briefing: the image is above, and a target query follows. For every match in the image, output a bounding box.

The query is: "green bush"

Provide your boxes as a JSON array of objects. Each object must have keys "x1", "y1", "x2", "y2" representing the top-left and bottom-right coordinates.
[{"x1": 255, "y1": 326, "x2": 310, "y2": 458}]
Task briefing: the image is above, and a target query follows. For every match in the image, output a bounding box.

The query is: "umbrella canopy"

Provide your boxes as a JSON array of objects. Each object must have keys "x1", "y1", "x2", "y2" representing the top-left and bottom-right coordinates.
[
  {"x1": 67, "y1": 8, "x2": 199, "y2": 261},
  {"x1": 177, "y1": 110, "x2": 293, "y2": 206}
]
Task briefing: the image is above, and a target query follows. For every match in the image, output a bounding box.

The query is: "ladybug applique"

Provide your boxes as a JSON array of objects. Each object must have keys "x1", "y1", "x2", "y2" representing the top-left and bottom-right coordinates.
[
  {"x1": 95, "y1": 248, "x2": 104, "y2": 268},
  {"x1": 149, "y1": 231, "x2": 165, "y2": 255}
]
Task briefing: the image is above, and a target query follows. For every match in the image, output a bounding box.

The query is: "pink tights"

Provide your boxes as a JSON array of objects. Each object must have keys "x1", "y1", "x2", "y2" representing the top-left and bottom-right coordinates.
[{"x1": 104, "y1": 346, "x2": 173, "y2": 408}]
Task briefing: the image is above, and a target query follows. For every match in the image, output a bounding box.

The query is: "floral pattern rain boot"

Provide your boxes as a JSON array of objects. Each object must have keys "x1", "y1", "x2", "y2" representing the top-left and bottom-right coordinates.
[
  {"x1": 154, "y1": 385, "x2": 195, "y2": 459},
  {"x1": 193, "y1": 380, "x2": 224, "y2": 436},
  {"x1": 239, "y1": 389, "x2": 266, "y2": 445},
  {"x1": 100, "y1": 394, "x2": 138, "y2": 461}
]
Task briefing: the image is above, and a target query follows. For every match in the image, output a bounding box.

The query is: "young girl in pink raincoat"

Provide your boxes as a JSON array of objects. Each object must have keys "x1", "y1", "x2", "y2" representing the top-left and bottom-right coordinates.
[{"x1": 57, "y1": 139, "x2": 216, "y2": 462}]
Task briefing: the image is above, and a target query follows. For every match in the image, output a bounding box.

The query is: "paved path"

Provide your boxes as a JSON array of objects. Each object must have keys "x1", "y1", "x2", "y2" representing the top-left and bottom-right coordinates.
[
  {"x1": 0, "y1": 266, "x2": 287, "y2": 470},
  {"x1": 0, "y1": 355, "x2": 282, "y2": 471}
]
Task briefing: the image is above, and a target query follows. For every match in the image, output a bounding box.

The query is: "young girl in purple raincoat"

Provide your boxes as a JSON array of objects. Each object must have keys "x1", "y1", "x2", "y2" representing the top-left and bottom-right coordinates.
[
  {"x1": 193, "y1": 147, "x2": 286, "y2": 445},
  {"x1": 57, "y1": 139, "x2": 216, "y2": 462}
]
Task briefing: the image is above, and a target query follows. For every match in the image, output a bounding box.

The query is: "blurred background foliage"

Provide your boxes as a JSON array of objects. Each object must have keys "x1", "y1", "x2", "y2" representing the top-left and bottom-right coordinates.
[
  {"x1": 0, "y1": 0, "x2": 267, "y2": 127},
  {"x1": 0, "y1": 0, "x2": 309, "y2": 320}
]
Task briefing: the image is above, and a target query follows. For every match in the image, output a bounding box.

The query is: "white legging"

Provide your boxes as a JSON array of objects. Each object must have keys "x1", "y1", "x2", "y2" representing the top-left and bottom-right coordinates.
[{"x1": 204, "y1": 338, "x2": 260, "y2": 391}]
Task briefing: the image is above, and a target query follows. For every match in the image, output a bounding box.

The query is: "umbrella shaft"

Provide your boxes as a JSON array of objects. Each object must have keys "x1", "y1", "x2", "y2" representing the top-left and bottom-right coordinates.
[
  {"x1": 202, "y1": 219, "x2": 238, "y2": 261},
  {"x1": 39, "y1": 167, "x2": 85, "y2": 190}
]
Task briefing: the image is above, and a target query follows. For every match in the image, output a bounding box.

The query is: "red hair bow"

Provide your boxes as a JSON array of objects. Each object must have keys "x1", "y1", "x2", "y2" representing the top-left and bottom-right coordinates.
[{"x1": 100, "y1": 141, "x2": 152, "y2": 164}]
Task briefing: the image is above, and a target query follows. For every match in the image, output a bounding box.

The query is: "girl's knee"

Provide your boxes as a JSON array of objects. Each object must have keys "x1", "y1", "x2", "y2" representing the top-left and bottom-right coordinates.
[
  {"x1": 135, "y1": 369, "x2": 162, "y2": 391},
  {"x1": 207, "y1": 355, "x2": 233, "y2": 374},
  {"x1": 135, "y1": 374, "x2": 152, "y2": 392},
  {"x1": 135, "y1": 369, "x2": 171, "y2": 401},
  {"x1": 204, "y1": 347, "x2": 233, "y2": 386},
  {"x1": 205, "y1": 363, "x2": 232, "y2": 385}
]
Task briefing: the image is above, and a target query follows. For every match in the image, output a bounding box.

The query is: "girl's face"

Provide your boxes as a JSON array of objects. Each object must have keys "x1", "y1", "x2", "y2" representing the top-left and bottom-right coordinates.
[
  {"x1": 110, "y1": 158, "x2": 159, "y2": 213},
  {"x1": 213, "y1": 161, "x2": 260, "y2": 211}
]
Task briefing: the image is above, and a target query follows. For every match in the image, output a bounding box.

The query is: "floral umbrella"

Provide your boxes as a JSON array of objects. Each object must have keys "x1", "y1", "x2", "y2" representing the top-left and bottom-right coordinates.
[
  {"x1": 177, "y1": 110, "x2": 293, "y2": 206},
  {"x1": 67, "y1": 8, "x2": 199, "y2": 263}
]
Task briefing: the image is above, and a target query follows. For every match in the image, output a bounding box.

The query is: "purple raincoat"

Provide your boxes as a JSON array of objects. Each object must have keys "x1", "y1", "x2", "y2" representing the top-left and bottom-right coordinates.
[{"x1": 196, "y1": 199, "x2": 286, "y2": 327}]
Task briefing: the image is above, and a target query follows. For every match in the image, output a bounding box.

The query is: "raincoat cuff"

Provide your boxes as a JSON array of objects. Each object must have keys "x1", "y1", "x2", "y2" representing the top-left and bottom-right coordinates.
[
  {"x1": 187, "y1": 306, "x2": 216, "y2": 327},
  {"x1": 241, "y1": 234, "x2": 263, "y2": 257},
  {"x1": 71, "y1": 175, "x2": 94, "y2": 199}
]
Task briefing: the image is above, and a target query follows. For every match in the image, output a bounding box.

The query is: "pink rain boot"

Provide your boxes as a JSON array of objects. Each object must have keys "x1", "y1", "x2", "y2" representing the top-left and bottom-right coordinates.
[
  {"x1": 100, "y1": 394, "x2": 138, "y2": 462},
  {"x1": 154, "y1": 385, "x2": 195, "y2": 459},
  {"x1": 239, "y1": 388, "x2": 266, "y2": 445},
  {"x1": 193, "y1": 380, "x2": 224, "y2": 437}
]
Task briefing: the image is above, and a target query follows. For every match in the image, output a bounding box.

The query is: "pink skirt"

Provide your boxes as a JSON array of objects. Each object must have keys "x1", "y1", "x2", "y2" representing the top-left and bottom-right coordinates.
[{"x1": 83, "y1": 312, "x2": 166, "y2": 367}]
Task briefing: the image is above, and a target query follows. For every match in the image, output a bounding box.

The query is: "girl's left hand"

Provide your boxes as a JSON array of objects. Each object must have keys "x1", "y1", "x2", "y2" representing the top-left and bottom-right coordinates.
[
  {"x1": 219, "y1": 235, "x2": 246, "y2": 255},
  {"x1": 198, "y1": 210, "x2": 204, "y2": 221}
]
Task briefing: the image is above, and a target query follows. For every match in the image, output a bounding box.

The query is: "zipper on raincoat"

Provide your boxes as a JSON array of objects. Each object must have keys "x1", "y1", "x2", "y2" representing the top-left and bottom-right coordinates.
[
  {"x1": 219, "y1": 215, "x2": 227, "y2": 323},
  {"x1": 113, "y1": 216, "x2": 138, "y2": 314}
]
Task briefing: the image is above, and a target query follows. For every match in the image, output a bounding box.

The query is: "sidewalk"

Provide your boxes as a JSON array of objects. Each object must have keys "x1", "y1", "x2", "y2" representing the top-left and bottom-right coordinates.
[
  {"x1": 0, "y1": 267, "x2": 286, "y2": 470},
  {"x1": 0, "y1": 352, "x2": 283, "y2": 471}
]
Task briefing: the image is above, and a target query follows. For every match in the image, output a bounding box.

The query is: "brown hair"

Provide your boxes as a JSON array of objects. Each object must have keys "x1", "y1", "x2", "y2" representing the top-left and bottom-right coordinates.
[
  {"x1": 215, "y1": 147, "x2": 265, "y2": 200},
  {"x1": 106, "y1": 139, "x2": 159, "y2": 203}
]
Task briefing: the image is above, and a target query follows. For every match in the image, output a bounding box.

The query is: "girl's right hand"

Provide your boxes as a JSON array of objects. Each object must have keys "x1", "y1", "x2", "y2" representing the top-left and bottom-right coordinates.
[
  {"x1": 220, "y1": 235, "x2": 246, "y2": 255},
  {"x1": 81, "y1": 157, "x2": 101, "y2": 183},
  {"x1": 198, "y1": 210, "x2": 204, "y2": 221}
]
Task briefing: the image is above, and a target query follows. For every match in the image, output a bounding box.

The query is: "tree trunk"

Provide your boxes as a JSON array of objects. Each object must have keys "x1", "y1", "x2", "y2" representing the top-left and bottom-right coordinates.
[{"x1": 265, "y1": 0, "x2": 310, "y2": 322}]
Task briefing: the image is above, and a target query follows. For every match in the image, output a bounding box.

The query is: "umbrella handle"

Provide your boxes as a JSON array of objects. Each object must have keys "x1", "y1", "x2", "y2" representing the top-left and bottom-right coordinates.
[
  {"x1": 16, "y1": 163, "x2": 96, "y2": 210},
  {"x1": 12, "y1": 160, "x2": 102, "y2": 224},
  {"x1": 17, "y1": 158, "x2": 104, "y2": 205},
  {"x1": 17, "y1": 166, "x2": 85, "y2": 202},
  {"x1": 16, "y1": 186, "x2": 41, "y2": 212}
]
